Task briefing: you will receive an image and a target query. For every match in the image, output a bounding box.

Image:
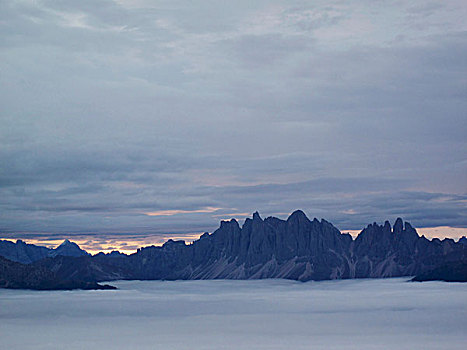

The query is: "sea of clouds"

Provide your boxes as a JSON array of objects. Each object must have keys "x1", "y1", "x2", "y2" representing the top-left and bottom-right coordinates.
[{"x1": 0, "y1": 278, "x2": 466, "y2": 349}]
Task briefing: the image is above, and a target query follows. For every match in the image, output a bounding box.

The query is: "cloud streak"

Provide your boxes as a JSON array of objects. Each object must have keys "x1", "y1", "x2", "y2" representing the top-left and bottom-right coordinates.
[{"x1": 144, "y1": 207, "x2": 221, "y2": 217}]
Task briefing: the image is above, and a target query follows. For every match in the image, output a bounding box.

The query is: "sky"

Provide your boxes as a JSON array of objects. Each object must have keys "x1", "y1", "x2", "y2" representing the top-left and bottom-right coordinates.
[{"x1": 1, "y1": 0, "x2": 466, "y2": 246}]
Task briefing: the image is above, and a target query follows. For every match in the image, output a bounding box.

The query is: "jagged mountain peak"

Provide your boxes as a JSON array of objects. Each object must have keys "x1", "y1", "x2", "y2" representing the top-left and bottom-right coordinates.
[
  {"x1": 288, "y1": 209, "x2": 309, "y2": 222},
  {"x1": 360, "y1": 218, "x2": 416, "y2": 235},
  {"x1": 58, "y1": 239, "x2": 73, "y2": 247},
  {"x1": 163, "y1": 239, "x2": 186, "y2": 247},
  {"x1": 220, "y1": 218, "x2": 240, "y2": 228},
  {"x1": 51, "y1": 239, "x2": 89, "y2": 257},
  {"x1": 394, "y1": 217, "x2": 404, "y2": 233},
  {"x1": 200, "y1": 232, "x2": 210, "y2": 239},
  {"x1": 252, "y1": 211, "x2": 262, "y2": 221}
]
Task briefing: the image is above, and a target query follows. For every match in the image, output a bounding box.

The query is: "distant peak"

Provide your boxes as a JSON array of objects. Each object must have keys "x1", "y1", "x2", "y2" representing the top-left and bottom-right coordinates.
[
  {"x1": 52, "y1": 239, "x2": 89, "y2": 257},
  {"x1": 252, "y1": 211, "x2": 262, "y2": 221},
  {"x1": 163, "y1": 239, "x2": 186, "y2": 247},
  {"x1": 288, "y1": 210, "x2": 309, "y2": 222},
  {"x1": 221, "y1": 218, "x2": 236, "y2": 225},
  {"x1": 383, "y1": 221, "x2": 391, "y2": 232},
  {"x1": 58, "y1": 239, "x2": 75, "y2": 247},
  {"x1": 291, "y1": 209, "x2": 306, "y2": 217},
  {"x1": 393, "y1": 218, "x2": 404, "y2": 233}
]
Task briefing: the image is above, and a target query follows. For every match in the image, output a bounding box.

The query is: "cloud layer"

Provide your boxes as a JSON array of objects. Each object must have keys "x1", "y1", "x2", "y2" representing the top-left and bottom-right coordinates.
[
  {"x1": 1, "y1": 0, "x2": 466, "y2": 236},
  {"x1": 1, "y1": 279, "x2": 466, "y2": 349}
]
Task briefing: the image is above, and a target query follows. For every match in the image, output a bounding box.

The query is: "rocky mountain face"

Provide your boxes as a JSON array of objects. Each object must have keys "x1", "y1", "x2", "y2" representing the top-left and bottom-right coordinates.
[
  {"x1": 31, "y1": 211, "x2": 466, "y2": 283},
  {"x1": 352, "y1": 218, "x2": 464, "y2": 278},
  {"x1": 118, "y1": 211, "x2": 464, "y2": 281},
  {"x1": 124, "y1": 210, "x2": 353, "y2": 281},
  {"x1": 1, "y1": 211, "x2": 465, "y2": 288},
  {"x1": 0, "y1": 239, "x2": 90, "y2": 264}
]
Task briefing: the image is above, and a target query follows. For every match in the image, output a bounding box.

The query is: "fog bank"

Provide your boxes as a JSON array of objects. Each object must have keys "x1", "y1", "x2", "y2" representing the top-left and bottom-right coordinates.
[{"x1": 0, "y1": 278, "x2": 466, "y2": 349}]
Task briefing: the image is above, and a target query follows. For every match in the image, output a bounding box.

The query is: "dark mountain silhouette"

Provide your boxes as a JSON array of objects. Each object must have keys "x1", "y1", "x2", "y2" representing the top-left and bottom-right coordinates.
[
  {"x1": 0, "y1": 240, "x2": 51, "y2": 264},
  {"x1": 412, "y1": 260, "x2": 467, "y2": 282},
  {"x1": 115, "y1": 211, "x2": 464, "y2": 281},
  {"x1": 1, "y1": 211, "x2": 465, "y2": 289},
  {"x1": 0, "y1": 239, "x2": 90, "y2": 264},
  {"x1": 50, "y1": 239, "x2": 90, "y2": 258},
  {"x1": 0, "y1": 256, "x2": 115, "y2": 290},
  {"x1": 34, "y1": 255, "x2": 134, "y2": 283}
]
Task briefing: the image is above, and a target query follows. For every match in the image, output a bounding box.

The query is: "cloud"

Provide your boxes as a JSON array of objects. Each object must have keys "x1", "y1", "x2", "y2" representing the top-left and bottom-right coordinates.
[
  {"x1": 144, "y1": 207, "x2": 221, "y2": 217},
  {"x1": 0, "y1": 0, "x2": 466, "y2": 236}
]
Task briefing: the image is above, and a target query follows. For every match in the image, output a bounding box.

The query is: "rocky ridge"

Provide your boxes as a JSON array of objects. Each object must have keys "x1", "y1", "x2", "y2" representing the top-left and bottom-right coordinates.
[
  {"x1": 1, "y1": 211, "x2": 465, "y2": 288},
  {"x1": 0, "y1": 238, "x2": 90, "y2": 264}
]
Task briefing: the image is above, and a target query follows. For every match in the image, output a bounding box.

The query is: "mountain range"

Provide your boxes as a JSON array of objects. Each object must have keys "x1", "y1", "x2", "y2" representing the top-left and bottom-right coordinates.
[
  {"x1": 0, "y1": 238, "x2": 89, "y2": 264},
  {"x1": 1, "y1": 211, "x2": 466, "y2": 289}
]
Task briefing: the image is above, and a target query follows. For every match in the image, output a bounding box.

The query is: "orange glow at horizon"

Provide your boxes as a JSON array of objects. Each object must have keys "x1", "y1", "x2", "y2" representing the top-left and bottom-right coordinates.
[{"x1": 0, "y1": 233, "x2": 204, "y2": 255}]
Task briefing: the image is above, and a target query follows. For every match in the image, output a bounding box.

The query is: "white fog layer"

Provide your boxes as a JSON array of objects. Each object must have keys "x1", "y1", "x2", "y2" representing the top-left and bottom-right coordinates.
[{"x1": 0, "y1": 278, "x2": 466, "y2": 349}]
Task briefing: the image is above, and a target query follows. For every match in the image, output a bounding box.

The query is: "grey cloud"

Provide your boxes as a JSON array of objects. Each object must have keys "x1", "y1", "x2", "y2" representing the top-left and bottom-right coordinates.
[{"x1": 0, "y1": 0, "x2": 466, "y2": 237}]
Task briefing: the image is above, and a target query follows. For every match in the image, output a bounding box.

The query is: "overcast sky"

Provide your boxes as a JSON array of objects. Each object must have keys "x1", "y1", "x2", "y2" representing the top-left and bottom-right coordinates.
[{"x1": 1, "y1": 0, "x2": 466, "y2": 238}]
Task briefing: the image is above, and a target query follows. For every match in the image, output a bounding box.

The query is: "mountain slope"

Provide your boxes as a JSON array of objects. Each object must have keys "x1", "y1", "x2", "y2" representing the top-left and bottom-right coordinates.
[{"x1": 0, "y1": 256, "x2": 115, "y2": 290}]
